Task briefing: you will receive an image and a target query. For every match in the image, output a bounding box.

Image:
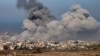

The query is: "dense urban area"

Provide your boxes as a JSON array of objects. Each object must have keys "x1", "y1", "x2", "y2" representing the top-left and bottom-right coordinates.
[
  {"x1": 0, "y1": 32, "x2": 100, "y2": 52},
  {"x1": 0, "y1": 33, "x2": 100, "y2": 56}
]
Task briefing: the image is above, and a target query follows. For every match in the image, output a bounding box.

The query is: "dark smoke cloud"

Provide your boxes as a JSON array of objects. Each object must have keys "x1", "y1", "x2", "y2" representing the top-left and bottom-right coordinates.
[
  {"x1": 17, "y1": 0, "x2": 37, "y2": 10},
  {"x1": 17, "y1": 0, "x2": 56, "y2": 26},
  {"x1": 13, "y1": 4, "x2": 99, "y2": 41},
  {"x1": 14, "y1": 1, "x2": 100, "y2": 41}
]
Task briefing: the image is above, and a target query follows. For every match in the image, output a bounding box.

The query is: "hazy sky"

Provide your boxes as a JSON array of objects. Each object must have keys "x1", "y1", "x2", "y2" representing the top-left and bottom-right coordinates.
[{"x1": 0, "y1": 0, "x2": 100, "y2": 33}]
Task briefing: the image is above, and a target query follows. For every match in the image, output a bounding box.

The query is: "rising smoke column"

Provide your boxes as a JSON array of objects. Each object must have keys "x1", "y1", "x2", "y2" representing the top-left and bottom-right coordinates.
[
  {"x1": 62, "y1": 5, "x2": 98, "y2": 32},
  {"x1": 17, "y1": 0, "x2": 56, "y2": 26},
  {"x1": 61, "y1": 5, "x2": 99, "y2": 41},
  {"x1": 18, "y1": 4, "x2": 99, "y2": 41},
  {"x1": 15, "y1": 0, "x2": 100, "y2": 41},
  {"x1": 17, "y1": 0, "x2": 38, "y2": 10}
]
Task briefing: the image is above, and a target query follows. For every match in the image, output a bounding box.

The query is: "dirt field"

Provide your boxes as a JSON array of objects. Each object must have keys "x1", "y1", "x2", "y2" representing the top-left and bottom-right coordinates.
[
  {"x1": 24, "y1": 51, "x2": 100, "y2": 56},
  {"x1": 0, "y1": 51, "x2": 100, "y2": 56}
]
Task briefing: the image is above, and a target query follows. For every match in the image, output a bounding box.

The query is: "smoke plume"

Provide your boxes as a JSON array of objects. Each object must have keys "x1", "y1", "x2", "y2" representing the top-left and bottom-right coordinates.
[
  {"x1": 62, "y1": 5, "x2": 98, "y2": 32},
  {"x1": 14, "y1": 0, "x2": 100, "y2": 41},
  {"x1": 17, "y1": 0, "x2": 56, "y2": 26},
  {"x1": 16, "y1": 4, "x2": 99, "y2": 41}
]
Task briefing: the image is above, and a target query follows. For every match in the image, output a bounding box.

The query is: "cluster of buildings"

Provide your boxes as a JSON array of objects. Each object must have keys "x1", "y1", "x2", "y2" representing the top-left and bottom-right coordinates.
[
  {"x1": 0, "y1": 39, "x2": 98, "y2": 51},
  {"x1": 0, "y1": 32, "x2": 99, "y2": 51}
]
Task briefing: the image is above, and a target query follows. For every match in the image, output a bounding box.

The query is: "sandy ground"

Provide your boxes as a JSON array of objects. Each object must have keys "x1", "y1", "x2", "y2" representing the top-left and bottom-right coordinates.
[
  {"x1": 25, "y1": 51, "x2": 100, "y2": 56},
  {"x1": 0, "y1": 51, "x2": 100, "y2": 56}
]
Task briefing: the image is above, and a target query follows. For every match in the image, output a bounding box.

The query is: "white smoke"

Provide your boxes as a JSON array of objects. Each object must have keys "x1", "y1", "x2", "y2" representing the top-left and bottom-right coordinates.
[
  {"x1": 23, "y1": 19, "x2": 37, "y2": 31},
  {"x1": 12, "y1": 4, "x2": 99, "y2": 42},
  {"x1": 62, "y1": 5, "x2": 98, "y2": 32}
]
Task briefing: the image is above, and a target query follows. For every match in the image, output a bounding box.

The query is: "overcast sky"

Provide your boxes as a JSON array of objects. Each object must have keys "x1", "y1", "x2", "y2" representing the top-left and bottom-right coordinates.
[{"x1": 0, "y1": 0, "x2": 100, "y2": 33}]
